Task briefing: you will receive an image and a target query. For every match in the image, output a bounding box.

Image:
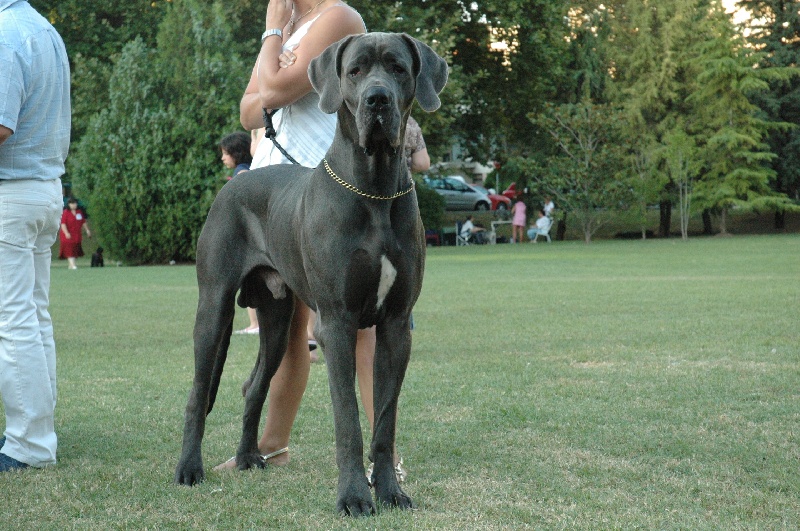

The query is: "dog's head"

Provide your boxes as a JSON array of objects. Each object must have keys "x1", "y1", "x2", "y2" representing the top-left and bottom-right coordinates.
[{"x1": 309, "y1": 32, "x2": 448, "y2": 155}]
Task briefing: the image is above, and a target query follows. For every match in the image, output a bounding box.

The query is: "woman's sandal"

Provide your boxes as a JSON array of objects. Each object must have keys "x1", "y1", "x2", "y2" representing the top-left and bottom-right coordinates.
[
  {"x1": 262, "y1": 447, "x2": 289, "y2": 462},
  {"x1": 213, "y1": 446, "x2": 289, "y2": 471},
  {"x1": 365, "y1": 457, "x2": 406, "y2": 487}
]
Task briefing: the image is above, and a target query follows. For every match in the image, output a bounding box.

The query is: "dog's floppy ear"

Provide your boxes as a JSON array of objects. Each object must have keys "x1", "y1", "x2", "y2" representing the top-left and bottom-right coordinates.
[
  {"x1": 401, "y1": 34, "x2": 448, "y2": 112},
  {"x1": 309, "y1": 34, "x2": 358, "y2": 114}
]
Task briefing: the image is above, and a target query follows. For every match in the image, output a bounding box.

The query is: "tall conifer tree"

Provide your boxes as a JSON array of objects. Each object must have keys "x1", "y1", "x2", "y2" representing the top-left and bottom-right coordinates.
[
  {"x1": 737, "y1": 0, "x2": 800, "y2": 227},
  {"x1": 687, "y1": 2, "x2": 796, "y2": 234}
]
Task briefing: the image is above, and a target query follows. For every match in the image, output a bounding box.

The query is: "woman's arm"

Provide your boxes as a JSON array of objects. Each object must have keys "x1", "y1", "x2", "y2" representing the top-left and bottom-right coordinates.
[
  {"x1": 240, "y1": 4, "x2": 365, "y2": 129},
  {"x1": 410, "y1": 148, "x2": 430, "y2": 173}
]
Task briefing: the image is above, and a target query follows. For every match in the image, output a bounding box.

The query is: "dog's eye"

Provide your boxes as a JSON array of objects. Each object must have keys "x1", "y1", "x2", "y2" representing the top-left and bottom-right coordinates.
[
  {"x1": 392, "y1": 65, "x2": 406, "y2": 75},
  {"x1": 348, "y1": 67, "x2": 361, "y2": 77}
]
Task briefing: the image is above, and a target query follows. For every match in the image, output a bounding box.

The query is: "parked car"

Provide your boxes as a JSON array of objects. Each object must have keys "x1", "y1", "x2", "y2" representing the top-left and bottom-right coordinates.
[
  {"x1": 501, "y1": 182, "x2": 518, "y2": 200},
  {"x1": 423, "y1": 176, "x2": 491, "y2": 211},
  {"x1": 471, "y1": 185, "x2": 511, "y2": 211}
]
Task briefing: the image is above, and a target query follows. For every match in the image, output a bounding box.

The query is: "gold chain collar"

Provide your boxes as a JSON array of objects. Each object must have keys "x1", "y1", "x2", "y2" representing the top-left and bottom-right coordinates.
[{"x1": 323, "y1": 159, "x2": 414, "y2": 201}]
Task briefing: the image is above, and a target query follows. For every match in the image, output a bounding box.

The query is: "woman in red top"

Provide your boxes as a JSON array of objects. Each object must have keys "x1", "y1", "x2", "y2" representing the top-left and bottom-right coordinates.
[{"x1": 58, "y1": 197, "x2": 91, "y2": 269}]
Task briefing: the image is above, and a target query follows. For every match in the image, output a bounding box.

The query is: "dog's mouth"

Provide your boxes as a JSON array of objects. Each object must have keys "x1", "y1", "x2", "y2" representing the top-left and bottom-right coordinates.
[
  {"x1": 358, "y1": 112, "x2": 402, "y2": 156},
  {"x1": 359, "y1": 115, "x2": 393, "y2": 155}
]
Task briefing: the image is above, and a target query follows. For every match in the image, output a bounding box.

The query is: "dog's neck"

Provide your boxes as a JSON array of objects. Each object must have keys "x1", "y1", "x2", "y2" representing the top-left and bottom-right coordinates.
[{"x1": 326, "y1": 110, "x2": 411, "y2": 199}]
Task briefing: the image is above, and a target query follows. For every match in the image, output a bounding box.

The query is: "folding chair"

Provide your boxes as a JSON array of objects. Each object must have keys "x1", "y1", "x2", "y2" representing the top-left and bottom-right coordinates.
[{"x1": 530, "y1": 217, "x2": 553, "y2": 243}]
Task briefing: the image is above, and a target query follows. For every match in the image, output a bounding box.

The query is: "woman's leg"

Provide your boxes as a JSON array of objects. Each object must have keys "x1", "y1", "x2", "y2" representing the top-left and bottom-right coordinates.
[
  {"x1": 307, "y1": 311, "x2": 319, "y2": 362},
  {"x1": 247, "y1": 307, "x2": 259, "y2": 330},
  {"x1": 256, "y1": 299, "x2": 311, "y2": 463},
  {"x1": 214, "y1": 299, "x2": 310, "y2": 470},
  {"x1": 355, "y1": 326, "x2": 400, "y2": 466},
  {"x1": 355, "y1": 327, "x2": 377, "y2": 430}
]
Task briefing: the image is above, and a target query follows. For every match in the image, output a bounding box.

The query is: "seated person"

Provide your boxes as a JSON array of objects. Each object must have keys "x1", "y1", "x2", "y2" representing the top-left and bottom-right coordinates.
[
  {"x1": 461, "y1": 215, "x2": 487, "y2": 244},
  {"x1": 543, "y1": 196, "x2": 555, "y2": 217},
  {"x1": 527, "y1": 210, "x2": 551, "y2": 241}
]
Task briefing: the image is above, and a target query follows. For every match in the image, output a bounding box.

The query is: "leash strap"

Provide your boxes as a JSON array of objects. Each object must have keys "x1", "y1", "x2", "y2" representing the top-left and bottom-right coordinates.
[{"x1": 262, "y1": 108, "x2": 300, "y2": 165}]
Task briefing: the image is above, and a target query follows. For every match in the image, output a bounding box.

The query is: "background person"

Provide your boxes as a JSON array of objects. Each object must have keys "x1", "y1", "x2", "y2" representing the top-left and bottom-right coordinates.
[
  {"x1": 511, "y1": 194, "x2": 527, "y2": 243},
  {"x1": 219, "y1": 131, "x2": 253, "y2": 180},
  {"x1": 218, "y1": 131, "x2": 261, "y2": 334},
  {"x1": 0, "y1": 0, "x2": 71, "y2": 472},
  {"x1": 58, "y1": 197, "x2": 92, "y2": 269},
  {"x1": 543, "y1": 196, "x2": 555, "y2": 217},
  {"x1": 527, "y1": 209, "x2": 550, "y2": 241},
  {"x1": 404, "y1": 116, "x2": 430, "y2": 175},
  {"x1": 461, "y1": 214, "x2": 487, "y2": 244}
]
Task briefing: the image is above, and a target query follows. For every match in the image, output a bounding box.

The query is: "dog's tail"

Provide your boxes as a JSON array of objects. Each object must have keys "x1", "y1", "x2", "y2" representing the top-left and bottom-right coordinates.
[{"x1": 206, "y1": 320, "x2": 232, "y2": 415}]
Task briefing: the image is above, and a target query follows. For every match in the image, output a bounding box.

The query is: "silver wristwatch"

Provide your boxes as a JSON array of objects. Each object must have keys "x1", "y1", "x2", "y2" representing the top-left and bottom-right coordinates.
[{"x1": 261, "y1": 28, "x2": 282, "y2": 42}]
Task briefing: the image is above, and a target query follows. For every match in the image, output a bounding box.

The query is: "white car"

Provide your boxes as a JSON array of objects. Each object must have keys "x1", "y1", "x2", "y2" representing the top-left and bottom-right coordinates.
[{"x1": 423, "y1": 176, "x2": 491, "y2": 211}]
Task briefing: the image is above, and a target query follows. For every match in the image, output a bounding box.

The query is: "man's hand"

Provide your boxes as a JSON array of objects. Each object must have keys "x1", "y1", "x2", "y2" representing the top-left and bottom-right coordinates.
[{"x1": 0, "y1": 125, "x2": 12, "y2": 147}]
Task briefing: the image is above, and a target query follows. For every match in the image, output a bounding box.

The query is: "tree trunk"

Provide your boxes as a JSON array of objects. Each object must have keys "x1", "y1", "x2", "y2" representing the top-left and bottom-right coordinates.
[
  {"x1": 556, "y1": 212, "x2": 567, "y2": 241},
  {"x1": 659, "y1": 200, "x2": 672, "y2": 238},
  {"x1": 702, "y1": 210, "x2": 713, "y2": 235},
  {"x1": 719, "y1": 208, "x2": 728, "y2": 234},
  {"x1": 775, "y1": 210, "x2": 785, "y2": 231}
]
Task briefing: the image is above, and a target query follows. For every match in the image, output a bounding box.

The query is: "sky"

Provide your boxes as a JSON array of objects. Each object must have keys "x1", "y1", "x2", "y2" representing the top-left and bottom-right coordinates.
[{"x1": 722, "y1": 0, "x2": 751, "y2": 24}]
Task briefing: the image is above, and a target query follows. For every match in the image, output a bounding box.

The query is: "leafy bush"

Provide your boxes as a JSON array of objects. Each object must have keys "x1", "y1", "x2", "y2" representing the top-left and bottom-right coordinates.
[
  {"x1": 414, "y1": 179, "x2": 446, "y2": 231},
  {"x1": 68, "y1": 0, "x2": 246, "y2": 264}
]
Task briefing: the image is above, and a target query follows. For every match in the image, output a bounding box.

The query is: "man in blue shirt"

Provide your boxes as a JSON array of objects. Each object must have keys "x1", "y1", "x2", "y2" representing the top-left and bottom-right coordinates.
[{"x1": 0, "y1": 0, "x2": 71, "y2": 472}]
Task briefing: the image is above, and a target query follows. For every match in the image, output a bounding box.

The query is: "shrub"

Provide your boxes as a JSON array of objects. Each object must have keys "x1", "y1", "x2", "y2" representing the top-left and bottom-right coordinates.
[
  {"x1": 68, "y1": 1, "x2": 246, "y2": 264},
  {"x1": 415, "y1": 179, "x2": 446, "y2": 231}
]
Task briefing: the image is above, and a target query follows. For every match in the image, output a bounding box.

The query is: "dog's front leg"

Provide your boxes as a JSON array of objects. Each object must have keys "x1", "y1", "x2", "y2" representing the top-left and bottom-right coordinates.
[
  {"x1": 320, "y1": 322, "x2": 375, "y2": 516},
  {"x1": 371, "y1": 315, "x2": 414, "y2": 509}
]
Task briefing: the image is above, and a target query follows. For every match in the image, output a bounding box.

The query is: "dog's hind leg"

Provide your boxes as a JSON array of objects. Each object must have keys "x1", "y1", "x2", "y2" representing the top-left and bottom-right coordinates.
[
  {"x1": 370, "y1": 315, "x2": 414, "y2": 509},
  {"x1": 234, "y1": 292, "x2": 296, "y2": 470},
  {"x1": 175, "y1": 285, "x2": 237, "y2": 486},
  {"x1": 207, "y1": 318, "x2": 233, "y2": 415}
]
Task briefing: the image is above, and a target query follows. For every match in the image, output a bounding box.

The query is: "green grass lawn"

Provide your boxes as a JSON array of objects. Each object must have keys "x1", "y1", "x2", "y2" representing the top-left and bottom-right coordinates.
[{"x1": 2, "y1": 235, "x2": 798, "y2": 528}]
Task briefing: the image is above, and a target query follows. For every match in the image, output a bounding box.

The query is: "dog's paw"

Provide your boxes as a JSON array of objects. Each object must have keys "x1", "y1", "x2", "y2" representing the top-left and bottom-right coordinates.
[
  {"x1": 175, "y1": 457, "x2": 205, "y2": 486},
  {"x1": 374, "y1": 483, "x2": 414, "y2": 510},
  {"x1": 337, "y1": 482, "x2": 376, "y2": 517},
  {"x1": 236, "y1": 452, "x2": 266, "y2": 471},
  {"x1": 374, "y1": 476, "x2": 414, "y2": 509}
]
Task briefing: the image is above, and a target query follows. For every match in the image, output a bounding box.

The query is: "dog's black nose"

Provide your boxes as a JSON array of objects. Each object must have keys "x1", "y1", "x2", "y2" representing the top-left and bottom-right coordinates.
[{"x1": 364, "y1": 86, "x2": 390, "y2": 109}]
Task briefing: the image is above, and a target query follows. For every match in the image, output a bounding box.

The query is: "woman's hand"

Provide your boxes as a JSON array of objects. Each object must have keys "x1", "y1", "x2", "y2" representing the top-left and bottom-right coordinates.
[
  {"x1": 265, "y1": 0, "x2": 293, "y2": 32},
  {"x1": 279, "y1": 50, "x2": 297, "y2": 68}
]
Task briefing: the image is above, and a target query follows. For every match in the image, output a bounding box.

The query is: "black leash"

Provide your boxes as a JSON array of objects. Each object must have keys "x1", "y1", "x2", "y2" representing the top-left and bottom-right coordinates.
[{"x1": 262, "y1": 108, "x2": 300, "y2": 165}]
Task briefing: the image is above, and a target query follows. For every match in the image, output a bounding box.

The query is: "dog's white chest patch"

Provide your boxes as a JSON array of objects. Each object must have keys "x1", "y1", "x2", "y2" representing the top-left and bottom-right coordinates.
[{"x1": 376, "y1": 255, "x2": 397, "y2": 309}]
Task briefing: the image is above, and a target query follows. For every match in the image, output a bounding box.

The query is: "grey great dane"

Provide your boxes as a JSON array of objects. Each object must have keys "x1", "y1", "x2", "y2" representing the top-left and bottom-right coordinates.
[{"x1": 174, "y1": 33, "x2": 448, "y2": 516}]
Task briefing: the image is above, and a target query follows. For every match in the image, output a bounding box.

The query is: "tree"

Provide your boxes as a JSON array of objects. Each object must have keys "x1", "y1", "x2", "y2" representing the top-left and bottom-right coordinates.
[
  {"x1": 30, "y1": 0, "x2": 168, "y2": 62},
  {"x1": 351, "y1": 0, "x2": 572, "y2": 162},
  {"x1": 68, "y1": 0, "x2": 246, "y2": 264},
  {"x1": 687, "y1": 3, "x2": 798, "y2": 234},
  {"x1": 661, "y1": 128, "x2": 700, "y2": 240},
  {"x1": 737, "y1": 0, "x2": 800, "y2": 228},
  {"x1": 529, "y1": 98, "x2": 628, "y2": 243},
  {"x1": 623, "y1": 128, "x2": 666, "y2": 239},
  {"x1": 608, "y1": 0, "x2": 710, "y2": 237}
]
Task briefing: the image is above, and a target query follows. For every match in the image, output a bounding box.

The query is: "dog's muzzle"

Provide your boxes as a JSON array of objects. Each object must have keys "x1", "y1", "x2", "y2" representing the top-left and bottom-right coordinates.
[{"x1": 358, "y1": 85, "x2": 402, "y2": 153}]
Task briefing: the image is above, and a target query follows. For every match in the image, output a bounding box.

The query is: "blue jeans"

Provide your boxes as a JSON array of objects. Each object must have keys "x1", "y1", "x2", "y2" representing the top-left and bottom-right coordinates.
[
  {"x1": 527, "y1": 228, "x2": 542, "y2": 240},
  {"x1": 0, "y1": 178, "x2": 62, "y2": 467}
]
